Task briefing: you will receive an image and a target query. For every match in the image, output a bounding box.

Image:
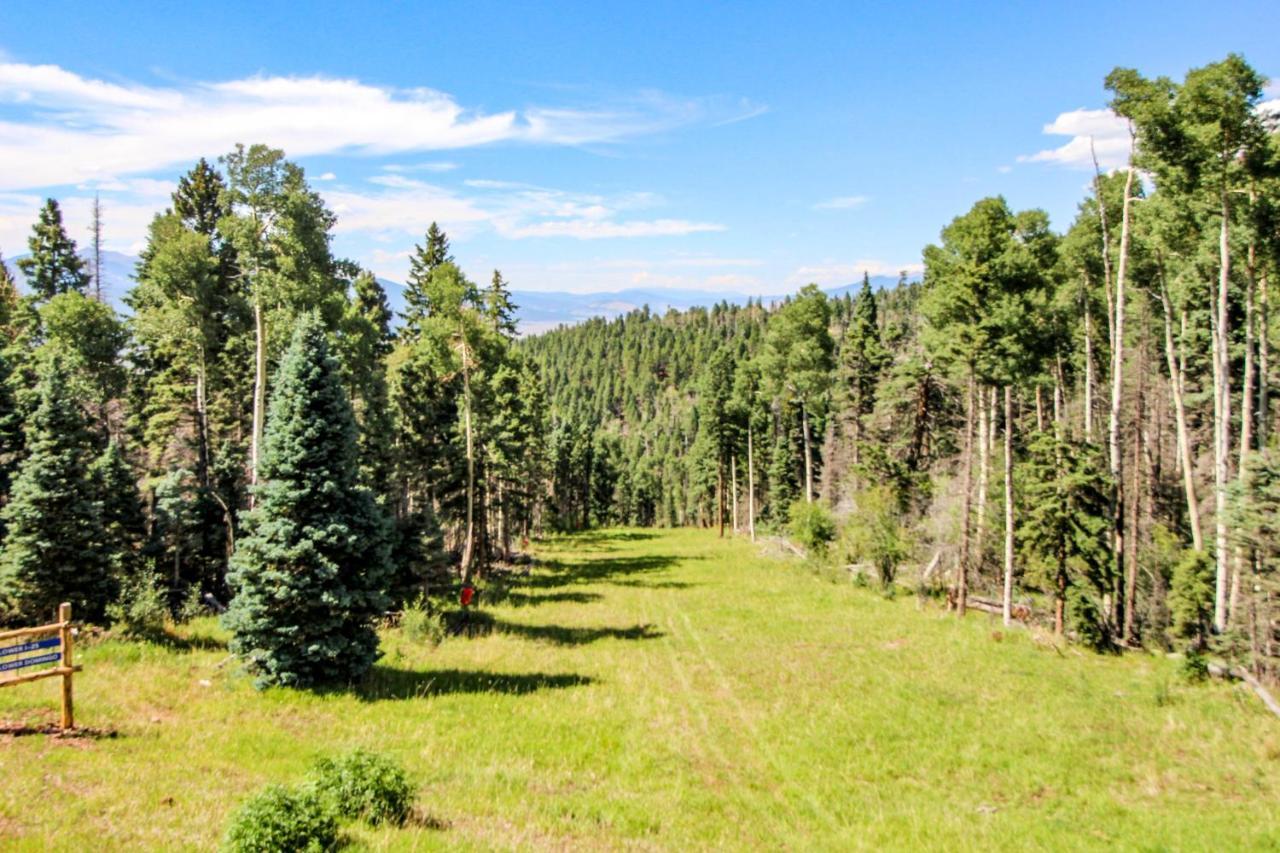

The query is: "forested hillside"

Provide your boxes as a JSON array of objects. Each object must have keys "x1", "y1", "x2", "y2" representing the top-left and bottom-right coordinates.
[
  {"x1": 519, "y1": 280, "x2": 923, "y2": 528},
  {"x1": 0, "y1": 54, "x2": 1278, "y2": 691},
  {"x1": 524, "y1": 55, "x2": 1280, "y2": 683}
]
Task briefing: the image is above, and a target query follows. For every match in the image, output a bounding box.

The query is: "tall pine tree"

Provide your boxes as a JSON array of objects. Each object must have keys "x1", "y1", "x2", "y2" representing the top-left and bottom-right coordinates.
[
  {"x1": 402, "y1": 222, "x2": 453, "y2": 330},
  {"x1": 224, "y1": 315, "x2": 391, "y2": 687},
  {"x1": 0, "y1": 355, "x2": 114, "y2": 623},
  {"x1": 17, "y1": 199, "x2": 90, "y2": 301}
]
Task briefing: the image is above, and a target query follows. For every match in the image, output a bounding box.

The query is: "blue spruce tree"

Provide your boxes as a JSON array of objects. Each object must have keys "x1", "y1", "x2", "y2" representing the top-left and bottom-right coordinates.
[{"x1": 224, "y1": 315, "x2": 391, "y2": 687}]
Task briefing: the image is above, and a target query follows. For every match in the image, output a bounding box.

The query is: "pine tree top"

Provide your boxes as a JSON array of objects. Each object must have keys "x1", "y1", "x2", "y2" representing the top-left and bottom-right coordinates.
[{"x1": 17, "y1": 199, "x2": 90, "y2": 301}]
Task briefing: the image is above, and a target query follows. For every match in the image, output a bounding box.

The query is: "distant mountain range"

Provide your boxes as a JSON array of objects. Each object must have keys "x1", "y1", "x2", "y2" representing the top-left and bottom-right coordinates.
[{"x1": 5, "y1": 250, "x2": 909, "y2": 335}]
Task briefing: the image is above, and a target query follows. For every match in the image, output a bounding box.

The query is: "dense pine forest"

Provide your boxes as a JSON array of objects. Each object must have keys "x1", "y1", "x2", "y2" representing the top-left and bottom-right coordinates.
[{"x1": 1, "y1": 54, "x2": 1279, "y2": 693}]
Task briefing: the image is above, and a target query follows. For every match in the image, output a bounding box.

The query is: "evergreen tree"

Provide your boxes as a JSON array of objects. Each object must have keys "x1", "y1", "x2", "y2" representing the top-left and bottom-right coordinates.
[
  {"x1": 17, "y1": 199, "x2": 90, "y2": 300},
  {"x1": 173, "y1": 158, "x2": 228, "y2": 236},
  {"x1": 839, "y1": 273, "x2": 890, "y2": 474},
  {"x1": 0, "y1": 251, "x2": 19, "y2": 333},
  {"x1": 0, "y1": 348, "x2": 19, "y2": 511},
  {"x1": 760, "y1": 285, "x2": 833, "y2": 503},
  {"x1": 224, "y1": 315, "x2": 391, "y2": 688},
  {"x1": 1019, "y1": 432, "x2": 1114, "y2": 647},
  {"x1": 695, "y1": 347, "x2": 737, "y2": 534},
  {"x1": 338, "y1": 269, "x2": 396, "y2": 500},
  {"x1": 91, "y1": 441, "x2": 146, "y2": 579},
  {"x1": 0, "y1": 356, "x2": 114, "y2": 623},
  {"x1": 484, "y1": 270, "x2": 519, "y2": 339},
  {"x1": 402, "y1": 222, "x2": 453, "y2": 329}
]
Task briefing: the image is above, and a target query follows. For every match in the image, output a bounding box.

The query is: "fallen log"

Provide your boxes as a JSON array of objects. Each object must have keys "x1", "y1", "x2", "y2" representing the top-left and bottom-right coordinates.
[
  {"x1": 964, "y1": 595, "x2": 1032, "y2": 621},
  {"x1": 920, "y1": 550, "x2": 942, "y2": 583},
  {"x1": 1208, "y1": 662, "x2": 1280, "y2": 720}
]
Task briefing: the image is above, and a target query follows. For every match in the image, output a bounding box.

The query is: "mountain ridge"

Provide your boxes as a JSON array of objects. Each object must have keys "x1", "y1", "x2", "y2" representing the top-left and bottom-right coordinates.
[{"x1": 5, "y1": 250, "x2": 910, "y2": 334}]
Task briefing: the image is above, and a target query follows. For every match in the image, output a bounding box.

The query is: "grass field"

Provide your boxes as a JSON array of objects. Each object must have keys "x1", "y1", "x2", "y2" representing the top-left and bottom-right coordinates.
[{"x1": 1, "y1": 527, "x2": 1278, "y2": 850}]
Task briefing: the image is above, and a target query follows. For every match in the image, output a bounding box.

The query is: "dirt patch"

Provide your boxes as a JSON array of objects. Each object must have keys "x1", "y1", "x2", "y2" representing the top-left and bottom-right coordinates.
[{"x1": 0, "y1": 721, "x2": 118, "y2": 742}]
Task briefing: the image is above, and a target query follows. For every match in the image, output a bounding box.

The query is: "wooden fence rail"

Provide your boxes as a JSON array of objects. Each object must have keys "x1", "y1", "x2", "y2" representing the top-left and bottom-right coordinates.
[{"x1": 0, "y1": 602, "x2": 80, "y2": 729}]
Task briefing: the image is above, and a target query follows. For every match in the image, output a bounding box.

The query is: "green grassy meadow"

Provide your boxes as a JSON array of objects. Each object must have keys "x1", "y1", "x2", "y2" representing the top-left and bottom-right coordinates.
[{"x1": 1, "y1": 528, "x2": 1278, "y2": 850}]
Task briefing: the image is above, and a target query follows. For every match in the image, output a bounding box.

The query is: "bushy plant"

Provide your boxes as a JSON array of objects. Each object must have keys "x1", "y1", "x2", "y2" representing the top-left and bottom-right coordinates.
[
  {"x1": 840, "y1": 486, "x2": 910, "y2": 588},
  {"x1": 176, "y1": 584, "x2": 207, "y2": 624},
  {"x1": 401, "y1": 596, "x2": 446, "y2": 646},
  {"x1": 308, "y1": 749, "x2": 414, "y2": 827},
  {"x1": 105, "y1": 571, "x2": 169, "y2": 639},
  {"x1": 788, "y1": 499, "x2": 836, "y2": 554},
  {"x1": 223, "y1": 784, "x2": 337, "y2": 853},
  {"x1": 1170, "y1": 548, "x2": 1214, "y2": 649},
  {"x1": 1180, "y1": 649, "x2": 1210, "y2": 683}
]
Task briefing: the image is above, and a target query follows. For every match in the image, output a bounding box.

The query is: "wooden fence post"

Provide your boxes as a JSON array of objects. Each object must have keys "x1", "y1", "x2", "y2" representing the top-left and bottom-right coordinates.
[{"x1": 58, "y1": 602, "x2": 73, "y2": 731}]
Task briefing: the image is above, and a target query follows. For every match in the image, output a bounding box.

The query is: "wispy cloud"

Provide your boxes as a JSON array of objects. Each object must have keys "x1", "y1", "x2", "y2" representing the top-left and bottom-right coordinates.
[
  {"x1": 813, "y1": 194, "x2": 868, "y2": 210},
  {"x1": 1018, "y1": 107, "x2": 1132, "y2": 170},
  {"x1": 326, "y1": 175, "x2": 723, "y2": 251},
  {"x1": 382, "y1": 161, "x2": 460, "y2": 173},
  {"x1": 0, "y1": 61, "x2": 762, "y2": 192},
  {"x1": 502, "y1": 218, "x2": 724, "y2": 239},
  {"x1": 786, "y1": 260, "x2": 921, "y2": 288},
  {"x1": 0, "y1": 178, "x2": 174, "y2": 256}
]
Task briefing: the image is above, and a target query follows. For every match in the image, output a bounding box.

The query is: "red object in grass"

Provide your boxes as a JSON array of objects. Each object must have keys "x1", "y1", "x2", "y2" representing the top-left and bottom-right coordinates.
[{"x1": 460, "y1": 586, "x2": 475, "y2": 607}]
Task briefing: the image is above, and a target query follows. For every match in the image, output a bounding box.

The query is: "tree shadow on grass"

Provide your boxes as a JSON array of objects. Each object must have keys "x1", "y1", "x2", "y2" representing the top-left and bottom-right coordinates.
[
  {"x1": 610, "y1": 579, "x2": 698, "y2": 590},
  {"x1": 500, "y1": 590, "x2": 604, "y2": 608},
  {"x1": 543, "y1": 530, "x2": 657, "y2": 552},
  {"x1": 352, "y1": 665, "x2": 594, "y2": 702},
  {"x1": 447, "y1": 610, "x2": 663, "y2": 645},
  {"x1": 521, "y1": 554, "x2": 683, "y2": 590}
]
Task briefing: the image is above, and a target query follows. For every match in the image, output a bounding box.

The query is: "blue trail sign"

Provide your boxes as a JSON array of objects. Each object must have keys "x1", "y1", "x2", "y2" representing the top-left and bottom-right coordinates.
[
  {"x1": 0, "y1": 603, "x2": 79, "y2": 730},
  {"x1": 0, "y1": 636, "x2": 60, "y2": 658},
  {"x1": 0, "y1": 651, "x2": 61, "y2": 673}
]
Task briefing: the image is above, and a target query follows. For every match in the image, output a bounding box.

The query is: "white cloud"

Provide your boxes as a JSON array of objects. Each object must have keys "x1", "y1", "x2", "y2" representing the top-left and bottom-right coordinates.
[
  {"x1": 786, "y1": 260, "x2": 922, "y2": 288},
  {"x1": 483, "y1": 256, "x2": 768, "y2": 295},
  {"x1": 324, "y1": 177, "x2": 726, "y2": 280},
  {"x1": 383, "y1": 161, "x2": 459, "y2": 173},
  {"x1": 316, "y1": 171, "x2": 336, "y2": 181},
  {"x1": 0, "y1": 178, "x2": 174, "y2": 258},
  {"x1": 502, "y1": 218, "x2": 724, "y2": 239},
  {"x1": 1018, "y1": 107, "x2": 1132, "y2": 170},
  {"x1": 813, "y1": 195, "x2": 868, "y2": 210},
  {"x1": 0, "y1": 61, "x2": 760, "y2": 192}
]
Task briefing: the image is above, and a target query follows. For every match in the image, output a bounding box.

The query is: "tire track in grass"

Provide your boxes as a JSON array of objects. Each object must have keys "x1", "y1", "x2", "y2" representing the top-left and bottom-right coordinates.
[
  {"x1": 631, "y1": 556, "x2": 794, "y2": 847},
  {"x1": 671, "y1": 605, "x2": 843, "y2": 841}
]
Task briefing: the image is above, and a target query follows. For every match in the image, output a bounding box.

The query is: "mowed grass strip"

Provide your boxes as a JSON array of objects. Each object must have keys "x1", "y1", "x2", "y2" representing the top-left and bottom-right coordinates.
[{"x1": 1, "y1": 527, "x2": 1278, "y2": 850}]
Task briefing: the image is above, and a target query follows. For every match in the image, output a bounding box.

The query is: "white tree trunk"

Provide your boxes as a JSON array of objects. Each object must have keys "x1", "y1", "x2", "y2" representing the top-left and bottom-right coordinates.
[
  {"x1": 1084, "y1": 283, "x2": 1095, "y2": 441},
  {"x1": 731, "y1": 455, "x2": 739, "y2": 533},
  {"x1": 1212, "y1": 198, "x2": 1232, "y2": 633},
  {"x1": 957, "y1": 370, "x2": 976, "y2": 616},
  {"x1": 251, "y1": 299, "x2": 266, "y2": 491},
  {"x1": 1159, "y1": 284, "x2": 1203, "y2": 552},
  {"x1": 1109, "y1": 163, "x2": 1135, "y2": 629},
  {"x1": 975, "y1": 386, "x2": 990, "y2": 572},
  {"x1": 1002, "y1": 385, "x2": 1015, "y2": 626},
  {"x1": 747, "y1": 425, "x2": 756, "y2": 542},
  {"x1": 801, "y1": 403, "x2": 813, "y2": 503},
  {"x1": 460, "y1": 330, "x2": 477, "y2": 583}
]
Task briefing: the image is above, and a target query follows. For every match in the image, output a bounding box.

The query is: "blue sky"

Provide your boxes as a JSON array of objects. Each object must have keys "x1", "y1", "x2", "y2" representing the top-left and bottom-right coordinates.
[{"x1": 1, "y1": 1, "x2": 1277, "y2": 294}]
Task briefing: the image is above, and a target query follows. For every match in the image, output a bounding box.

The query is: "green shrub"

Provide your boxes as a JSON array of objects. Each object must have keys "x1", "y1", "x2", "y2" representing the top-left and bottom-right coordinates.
[
  {"x1": 176, "y1": 584, "x2": 207, "y2": 624},
  {"x1": 223, "y1": 784, "x2": 337, "y2": 853},
  {"x1": 788, "y1": 500, "x2": 836, "y2": 555},
  {"x1": 1180, "y1": 649, "x2": 1210, "y2": 683},
  {"x1": 105, "y1": 571, "x2": 169, "y2": 639},
  {"x1": 1170, "y1": 548, "x2": 1214, "y2": 647},
  {"x1": 401, "y1": 596, "x2": 446, "y2": 646},
  {"x1": 840, "y1": 486, "x2": 910, "y2": 588},
  {"x1": 309, "y1": 749, "x2": 414, "y2": 827}
]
